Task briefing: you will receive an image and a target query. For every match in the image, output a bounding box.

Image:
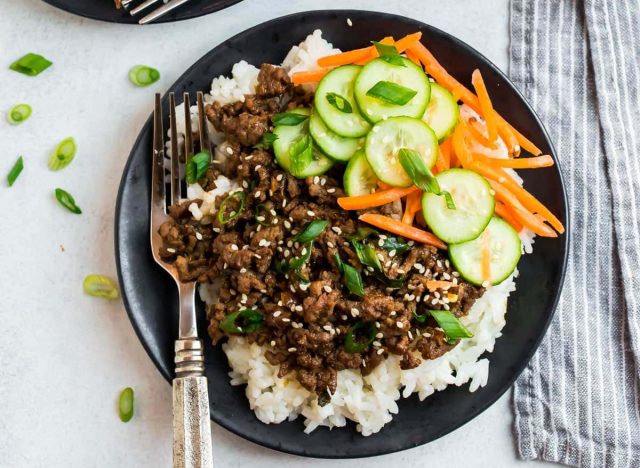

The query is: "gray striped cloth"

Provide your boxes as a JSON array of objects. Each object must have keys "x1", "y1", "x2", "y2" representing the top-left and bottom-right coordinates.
[{"x1": 510, "y1": 0, "x2": 640, "y2": 466}]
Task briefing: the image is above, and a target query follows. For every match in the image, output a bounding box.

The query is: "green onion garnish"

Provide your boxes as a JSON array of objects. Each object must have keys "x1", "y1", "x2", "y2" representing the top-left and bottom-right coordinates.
[
  {"x1": 48, "y1": 137, "x2": 77, "y2": 171},
  {"x1": 333, "y1": 252, "x2": 365, "y2": 297},
  {"x1": 128, "y1": 65, "x2": 160, "y2": 87},
  {"x1": 6, "y1": 156, "x2": 24, "y2": 187},
  {"x1": 414, "y1": 310, "x2": 473, "y2": 342},
  {"x1": 254, "y1": 132, "x2": 278, "y2": 150},
  {"x1": 344, "y1": 321, "x2": 377, "y2": 353},
  {"x1": 185, "y1": 150, "x2": 210, "y2": 184},
  {"x1": 288, "y1": 241, "x2": 314, "y2": 280},
  {"x1": 10, "y1": 53, "x2": 52, "y2": 76},
  {"x1": 366, "y1": 80, "x2": 417, "y2": 106},
  {"x1": 348, "y1": 227, "x2": 411, "y2": 254},
  {"x1": 217, "y1": 191, "x2": 245, "y2": 225},
  {"x1": 272, "y1": 112, "x2": 308, "y2": 126},
  {"x1": 7, "y1": 104, "x2": 32, "y2": 125},
  {"x1": 289, "y1": 135, "x2": 313, "y2": 177},
  {"x1": 118, "y1": 387, "x2": 134, "y2": 422},
  {"x1": 294, "y1": 220, "x2": 329, "y2": 243},
  {"x1": 83, "y1": 274, "x2": 120, "y2": 300},
  {"x1": 55, "y1": 188, "x2": 82, "y2": 214},
  {"x1": 220, "y1": 309, "x2": 264, "y2": 334},
  {"x1": 372, "y1": 41, "x2": 405, "y2": 67},
  {"x1": 351, "y1": 240, "x2": 382, "y2": 271},
  {"x1": 399, "y1": 148, "x2": 456, "y2": 209},
  {"x1": 326, "y1": 92, "x2": 353, "y2": 113}
]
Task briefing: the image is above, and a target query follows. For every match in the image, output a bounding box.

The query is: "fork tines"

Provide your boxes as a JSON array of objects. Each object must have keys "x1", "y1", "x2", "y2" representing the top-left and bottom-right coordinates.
[{"x1": 125, "y1": 0, "x2": 192, "y2": 25}]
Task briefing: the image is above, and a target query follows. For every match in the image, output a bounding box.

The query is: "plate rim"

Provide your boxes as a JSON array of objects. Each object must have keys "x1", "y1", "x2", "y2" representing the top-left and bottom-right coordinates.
[{"x1": 114, "y1": 9, "x2": 570, "y2": 458}]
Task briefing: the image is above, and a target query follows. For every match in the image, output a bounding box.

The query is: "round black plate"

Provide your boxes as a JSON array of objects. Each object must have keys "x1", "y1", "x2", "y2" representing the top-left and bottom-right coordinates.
[
  {"x1": 42, "y1": 0, "x2": 243, "y2": 24},
  {"x1": 115, "y1": 10, "x2": 569, "y2": 458}
]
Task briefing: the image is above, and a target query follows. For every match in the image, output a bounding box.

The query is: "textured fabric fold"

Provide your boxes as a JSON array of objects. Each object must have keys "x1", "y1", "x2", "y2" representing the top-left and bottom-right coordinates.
[{"x1": 510, "y1": 1, "x2": 640, "y2": 467}]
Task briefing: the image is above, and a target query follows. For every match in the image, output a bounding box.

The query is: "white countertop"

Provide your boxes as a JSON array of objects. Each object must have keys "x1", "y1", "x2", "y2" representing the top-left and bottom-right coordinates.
[{"x1": 0, "y1": 1, "x2": 552, "y2": 466}]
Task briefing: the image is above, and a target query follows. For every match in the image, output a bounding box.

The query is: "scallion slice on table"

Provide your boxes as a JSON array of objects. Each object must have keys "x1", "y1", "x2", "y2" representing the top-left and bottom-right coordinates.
[
  {"x1": 55, "y1": 188, "x2": 82, "y2": 214},
  {"x1": 128, "y1": 65, "x2": 160, "y2": 87},
  {"x1": 48, "y1": 137, "x2": 77, "y2": 171},
  {"x1": 344, "y1": 321, "x2": 377, "y2": 353},
  {"x1": 366, "y1": 80, "x2": 417, "y2": 106},
  {"x1": 118, "y1": 387, "x2": 134, "y2": 423},
  {"x1": 83, "y1": 275, "x2": 120, "y2": 299},
  {"x1": 220, "y1": 309, "x2": 264, "y2": 334},
  {"x1": 294, "y1": 220, "x2": 329, "y2": 243},
  {"x1": 185, "y1": 150, "x2": 210, "y2": 184},
  {"x1": 7, "y1": 104, "x2": 32, "y2": 125},
  {"x1": 9, "y1": 53, "x2": 52, "y2": 76},
  {"x1": 6, "y1": 156, "x2": 24, "y2": 186}
]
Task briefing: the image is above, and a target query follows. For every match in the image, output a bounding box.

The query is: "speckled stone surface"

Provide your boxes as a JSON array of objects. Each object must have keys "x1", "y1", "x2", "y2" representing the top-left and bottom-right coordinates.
[{"x1": 0, "y1": 0, "x2": 554, "y2": 466}]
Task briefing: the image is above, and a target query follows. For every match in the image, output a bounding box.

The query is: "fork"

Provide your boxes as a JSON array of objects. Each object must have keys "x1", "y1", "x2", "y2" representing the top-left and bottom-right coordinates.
[
  {"x1": 150, "y1": 92, "x2": 214, "y2": 468},
  {"x1": 121, "y1": 0, "x2": 191, "y2": 25}
]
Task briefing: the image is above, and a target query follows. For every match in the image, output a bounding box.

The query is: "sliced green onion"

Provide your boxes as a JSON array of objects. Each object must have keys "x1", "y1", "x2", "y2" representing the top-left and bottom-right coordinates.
[
  {"x1": 10, "y1": 53, "x2": 52, "y2": 76},
  {"x1": 186, "y1": 151, "x2": 210, "y2": 184},
  {"x1": 48, "y1": 137, "x2": 77, "y2": 171},
  {"x1": 295, "y1": 220, "x2": 329, "y2": 243},
  {"x1": 128, "y1": 65, "x2": 160, "y2": 87},
  {"x1": 399, "y1": 148, "x2": 456, "y2": 209},
  {"x1": 118, "y1": 387, "x2": 134, "y2": 423},
  {"x1": 273, "y1": 258, "x2": 289, "y2": 274},
  {"x1": 347, "y1": 227, "x2": 377, "y2": 242},
  {"x1": 334, "y1": 252, "x2": 364, "y2": 297},
  {"x1": 413, "y1": 310, "x2": 429, "y2": 324},
  {"x1": 429, "y1": 310, "x2": 473, "y2": 341},
  {"x1": 351, "y1": 240, "x2": 382, "y2": 271},
  {"x1": 289, "y1": 135, "x2": 313, "y2": 177},
  {"x1": 217, "y1": 191, "x2": 245, "y2": 225},
  {"x1": 55, "y1": 188, "x2": 82, "y2": 214},
  {"x1": 272, "y1": 112, "x2": 308, "y2": 126},
  {"x1": 6, "y1": 156, "x2": 24, "y2": 187},
  {"x1": 83, "y1": 274, "x2": 120, "y2": 300},
  {"x1": 254, "y1": 204, "x2": 275, "y2": 226},
  {"x1": 366, "y1": 80, "x2": 417, "y2": 106},
  {"x1": 253, "y1": 132, "x2": 278, "y2": 150},
  {"x1": 7, "y1": 104, "x2": 32, "y2": 125},
  {"x1": 289, "y1": 241, "x2": 314, "y2": 280},
  {"x1": 220, "y1": 309, "x2": 264, "y2": 334},
  {"x1": 326, "y1": 92, "x2": 353, "y2": 113},
  {"x1": 372, "y1": 41, "x2": 405, "y2": 67},
  {"x1": 344, "y1": 321, "x2": 377, "y2": 353}
]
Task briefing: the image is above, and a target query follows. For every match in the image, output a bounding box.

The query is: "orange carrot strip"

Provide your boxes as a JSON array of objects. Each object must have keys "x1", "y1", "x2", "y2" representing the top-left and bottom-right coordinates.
[
  {"x1": 439, "y1": 139, "x2": 452, "y2": 169},
  {"x1": 376, "y1": 180, "x2": 392, "y2": 190},
  {"x1": 395, "y1": 32, "x2": 423, "y2": 52},
  {"x1": 354, "y1": 36, "x2": 395, "y2": 65},
  {"x1": 471, "y1": 69, "x2": 499, "y2": 144},
  {"x1": 498, "y1": 124, "x2": 520, "y2": 157},
  {"x1": 291, "y1": 68, "x2": 331, "y2": 84},
  {"x1": 359, "y1": 213, "x2": 447, "y2": 249},
  {"x1": 426, "y1": 280, "x2": 454, "y2": 291},
  {"x1": 494, "y1": 201, "x2": 523, "y2": 232},
  {"x1": 405, "y1": 49, "x2": 421, "y2": 66},
  {"x1": 317, "y1": 48, "x2": 372, "y2": 68},
  {"x1": 434, "y1": 150, "x2": 448, "y2": 173},
  {"x1": 451, "y1": 123, "x2": 474, "y2": 167},
  {"x1": 401, "y1": 198, "x2": 416, "y2": 225},
  {"x1": 338, "y1": 186, "x2": 418, "y2": 210},
  {"x1": 401, "y1": 190, "x2": 422, "y2": 224},
  {"x1": 474, "y1": 154, "x2": 554, "y2": 169},
  {"x1": 480, "y1": 230, "x2": 491, "y2": 282},
  {"x1": 466, "y1": 119, "x2": 497, "y2": 149},
  {"x1": 409, "y1": 42, "x2": 542, "y2": 155}
]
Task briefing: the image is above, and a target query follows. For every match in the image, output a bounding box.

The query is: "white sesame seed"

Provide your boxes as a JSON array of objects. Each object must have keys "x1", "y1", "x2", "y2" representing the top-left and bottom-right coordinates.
[
  {"x1": 195, "y1": 232, "x2": 203, "y2": 240},
  {"x1": 408, "y1": 330, "x2": 413, "y2": 340},
  {"x1": 313, "y1": 176, "x2": 320, "y2": 184},
  {"x1": 282, "y1": 199, "x2": 287, "y2": 208},
  {"x1": 414, "y1": 263, "x2": 423, "y2": 270},
  {"x1": 254, "y1": 191, "x2": 261, "y2": 198},
  {"x1": 323, "y1": 324, "x2": 332, "y2": 331},
  {"x1": 362, "y1": 359, "x2": 366, "y2": 367},
  {"x1": 416, "y1": 296, "x2": 422, "y2": 303},
  {"x1": 299, "y1": 283, "x2": 309, "y2": 292},
  {"x1": 341, "y1": 314, "x2": 348, "y2": 320},
  {"x1": 290, "y1": 284, "x2": 296, "y2": 293},
  {"x1": 255, "y1": 165, "x2": 262, "y2": 171},
  {"x1": 397, "y1": 269, "x2": 405, "y2": 274},
  {"x1": 282, "y1": 318, "x2": 291, "y2": 323},
  {"x1": 376, "y1": 332, "x2": 383, "y2": 339},
  {"x1": 442, "y1": 272, "x2": 451, "y2": 280},
  {"x1": 273, "y1": 311, "x2": 282, "y2": 318},
  {"x1": 390, "y1": 311, "x2": 397, "y2": 317},
  {"x1": 242, "y1": 180, "x2": 249, "y2": 188},
  {"x1": 229, "y1": 289, "x2": 236, "y2": 295},
  {"x1": 445, "y1": 260, "x2": 451, "y2": 268},
  {"x1": 270, "y1": 340, "x2": 276, "y2": 346},
  {"x1": 240, "y1": 294, "x2": 248, "y2": 304},
  {"x1": 396, "y1": 321, "x2": 404, "y2": 329},
  {"x1": 327, "y1": 241, "x2": 335, "y2": 248},
  {"x1": 320, "y1": 178, "x2": 327, "y2": 186},
  {"x1": 377, "y1": 348, "x2": 384, "y2": 355},
  {"x1": 327, "y1": 188, "x2": 336, "y2": 193},
  {"x1": 288, "y1": 347, "x2": 297, "y2": 352},
  {"x1": 350, "y1": 308, "x2": 360, "y2": 317},
  {"x1": 331, "y1": 226, "x2": 342, "y2": 235},
  {"x1": 276, "y1": 174, "x2": 284, "y2": 182},
  {"x1": 213, "y1": 227, "x2": 221, "y2": 233},
  {"x1": 437, "y1": 260, "x2": 443, "y2": 268},
  {"x1": 226, "y1": 146, "x2": 233, "y2": 155},
  {"x1": 378, "y1": 239, "x2": 385, "y2": 247},
  {"x1": 407, "y1": 294, "x2": 415, "y2": 301},
  {"x1": 240, "y1": 268, "x2": 247, "y2": 273},
  {"x1": 307, "y1": 210, "x2": 315, "y2": 217},
  {"x1": 283, "y1": 250, "x2": 290, "y2": 258},
  {"x1": 231, "y1": 244, "x2": 238, "y2": 251},
  {"x1": 347, "y1": 17, "x2": 353, "y2": 26},
  {"x1": 287, "y1": 240, "x2": 293, "y2": 248},
  {"x1": 323, "y1": 285, "x2": 332, "y2": 293},
  {"x1": 443, "y1": 304, "x2": 450, "y2": 310},
  {"x1": 373, "y1": 341, "x2": 381, "y2": 347},
  {"x1": 223, "y1": 262, "x2": 228, "y2": 269},
  {"x1": 375, "y1": 321, "x2": 381, "y2": 328},
  {"x1": 434, "y1": 292, "x2": 441, "y2": 298},
  {"x1": 385, "y1": 260, "x2": 392, "y2": 268},
  {"x1": 431, "y1": 298, "x2": 438, "y2": 306},
  {"x1": 166, "y1": 248, "x2": 176, "y2": 253},
  {"x1": 256, "y1": 216, "x2": 266, "y2": 222}
]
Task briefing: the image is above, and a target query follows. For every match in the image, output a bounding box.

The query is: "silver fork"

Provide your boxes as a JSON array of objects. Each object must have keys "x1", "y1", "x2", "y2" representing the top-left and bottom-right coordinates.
[
  {"x1": 150, "y1": 92, "x2": 214, "y2": 468},
  {"x1": 121, "y1": 0, "x2": 191, "y2": 25}
]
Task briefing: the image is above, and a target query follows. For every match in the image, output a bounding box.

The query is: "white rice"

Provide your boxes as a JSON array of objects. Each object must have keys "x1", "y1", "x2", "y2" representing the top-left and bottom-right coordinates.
[{"x1": 186, "y1": 31, "x2": 536, "y2": 436}]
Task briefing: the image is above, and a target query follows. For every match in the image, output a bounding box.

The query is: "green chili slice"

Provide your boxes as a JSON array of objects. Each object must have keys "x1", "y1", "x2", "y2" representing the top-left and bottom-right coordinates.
[
  {"x1": 10, "y1": 53, "x2": 52, "y2": 76},
  {"x1": 399, "y1": 148, "x2": 456, "y2": 209},
  {"x1": 6, "y1": 156, "x2": 24, "y2": 187},
  {"x1": 83, "y1": 274, "x2": 120, "y2": 300},
  {"x1": 55, "y1": 188, "x2": 82, "y2": 214},
  {"x1": 118, "y1": 387, "x2": 134, "y2": 422},
  {"x1": 294, "y1": 220, "x2": 329, "y2": 243},
  {"x1": 220, "y1": 309, "x2": 264, "y2": 334},
  {"x1": 366, "y1": 81, "x2": 417, "y2": 106},
  {"x1": 7, "y1": 104, "x2": 32, "y2": 125},
  {"x1": 344, "y1": 321, "x2": 377, "y2": 353},
  {"x1": 128, "y1": 65, "x2": 160, "y2": 87},
  {"x1": 217, "y1": 191, "x2": 245, "y2": 225},
  {"x1": 430, "y1": 310, "x2": 473, "y2": 340},
  {"x1": 185, "y1": 150, "x2": 210, "y2": 184},
  {"x1": 48, "y1": 137, "x2": 77, "y2": 171}
]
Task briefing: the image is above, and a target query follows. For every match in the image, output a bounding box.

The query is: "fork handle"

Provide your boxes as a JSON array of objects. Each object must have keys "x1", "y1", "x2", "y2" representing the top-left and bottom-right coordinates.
[{"x1": 173, "y1": 340, "x2": 213, "y2": 468}]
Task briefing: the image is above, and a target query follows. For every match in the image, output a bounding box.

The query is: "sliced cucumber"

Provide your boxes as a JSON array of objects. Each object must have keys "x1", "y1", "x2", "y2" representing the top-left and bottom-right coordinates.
[
  {"x1": 309, "y1": 111, "x2": 364, "y2": 162},
  {"x1": 314, "y1": 65, "x2": 371, "y2": 138},
  {"x1": 422, "y1": 169, "x2": 495, "y2": 243},
  {"x1": 354, "y1": 57, "x2": 431, "y2": 123},
  {"x1": 272, "y1": 108, "x2": 334, "y2": 178},
  {"x1": 365, "y1": 117, "x2": 438, "y2": 187},
  {"x1": 344, "y1": 150, "x2": 377, "y2": 196},
  {"x1": 449, "y1": 217, "x2": 522, "y2": 286},
  {"x1": 422, "y1": 82, "x2": 460, "y2": 142}
]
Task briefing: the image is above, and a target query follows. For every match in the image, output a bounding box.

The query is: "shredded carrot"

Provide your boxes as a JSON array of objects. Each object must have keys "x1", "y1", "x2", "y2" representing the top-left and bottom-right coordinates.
[
  {"x1": 434, "y1": 149, "x2": 448, "y2": 173},
  {"x1": 359, "y1": 213, "x2": 447, "y2": 249},
  {"x1": 376, "y1": 180, "x2": 392, "y2": 190},
  {"x1": 405, "y1": 49, "x2": 421, "y2": 66},
  {"x1": 317, "y1": 48, "x2": 373, "y2": 68},
  {"x1": 451, "y1": 123, "x2": 474, "y2": 167},
  {"x1": 471, "y1": 69, "x2": 499, "y2": 144},
  {"x1": 466, "y1": 119, "x2": 497, "y2": 149},
  {"x1": 291, "y1": 68, "x2": 332, "y2": 84},
  {"x1": 338, "y1": 186, "x2": 418, "y2": 210},
  {"x1": 494, "y1": 201, "x2": 523, "y2": 232},
  {"x1": 498, "y1": 124, "x2": 520, "y2": 157},
  {"x1": 439, "y1": 139, "x2": 452, "y2": 169},
  {"x1": 480, "y1": 230, "x2": 491, "y2": 283},
  {"x1": 408, "y1": 41, "x2": 543, "y2": 155},
  {"x1": 401, "y1": 190, "x2": 422, "y2": 224},
  {"x1": 354, "y1": 36, "x2": 395, "y2": 65},
  {"x1": 426, "y1": 280, "x2": 454, "y2": 291},
  {"x1": 394, "y1": 32, "x2": 423, "y2": 52},
  {"x1": 473, "y1": 154, "x2": 554, "y2": 169}
]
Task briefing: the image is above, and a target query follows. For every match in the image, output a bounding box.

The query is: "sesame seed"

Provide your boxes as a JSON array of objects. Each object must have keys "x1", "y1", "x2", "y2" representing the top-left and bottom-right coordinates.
[
  {"x1": 445, "y1": 260, "x2": 451, "y2": 268},
  {"x1": 270, "y1": 209, "x2": 277, "y2": 216},
  {"x1": 284, "y1": 220, "x2": 292, "y2": 229},
  {"x1": 254, "y1": 191, "x2": 261, "y2": 198},
  {"x1": 341, "y1": 314, "x2": 348, "y2": 320},
  {"x1": 282, "y1": 199, "x2": 287, "y2": 208},
  {"x1": 396, "y1": 321, "x2": 404, "y2": 329},
  {"x1": 307, "y1": 210, "x2": 315, "y2": 217},
  {"x1": 283, "y1": 250, "x2": 290, "y2": 258},
  {"x1": 226, "y1": 146, "x2": 233, "y2": 155},
  {"x1": 254, "y1": 253, "x2": 262, "y2": 259},
  {"x1": 377, "y1": 348, "x2": 384, "y2": 355},
  {"x1": 320, "y1": 178, "x2": 327, "y2": 186},
  {"x1": 166, "y1": 248, "x2": 176, "y2": 253},
  {"x1": 290, "y1": 284, "x2": 296, "y2": 293},
  {"x1": 273, "y1": 311, "x2": 282, "y2": 317},
  {"x1": 408, "y1": 331, "x2": 413, "y2": 340},
  {"x1": 431, "y1": 298, "x2": 438, "y2": 305},
  {"x1": 256, "y1": 216, "x2": 266, "y2": 222},
  {"x1": 414, "y1": 263, "x2": 423, "y2": 270},
  {"x1": 407, "y1": 294, "x2": 415, "y2": 301},
  {"x1": 378, "y1": 239, "x2": 385, "y2": 247},
  {"x1": 313, "y1": 176, "x2": 320, "y2": 184},
  {"x1": 240, "y1": 268, "x2": 247, "y2": 273},
  {"x1": 326, "y1": 241, "x2": 335, "y2": 248},
  {"x1": 373, "y1": 341, "x2": 381, "y2": 347},
  {"x1": 323, "y1": 324, "x2": 332, "y2": 331},
  {"x1": 397, "y1": 269, "x2": 405, "y2": 274},
  {"x1": 260, "y1": 289, "x2": 267, "y2": 294},
  {"x1": 229, "y1": 289, "x2": 236, "y2": 295},
  {"x1": 327, "y1": 188, "x2": 336, "y2": 193},
  {"x1": 330, "y1": 329, "x2": 336, "y2": 336},
  {"x1": 331, "y1": 226, "x2": 342, "y2": 235},
  {"x1": 276, "y1": 174, "x2": 284, "y2": 182},
  {"x1": 299, "y1": 283, "x2": 309, "y2": 292},
  {"x1": 223, "y1": 262, "x2": 228, "y2": 269},
  {"x1": 376, "y1": 332, "x2": 383, "y2": 339},
  {"x1": 416, "y1": 296, "x2": 421, "y2": 303},
  {"x1": 347, "y1": 17, "x2": 353, "y2": 26},
  {"x1": 195, "y1": 232, "x2": 203, "y2": 240},
  {"x1": 287, "y1": 241, "x2": 293, "y2": 248},
  {"x1": 385, "y1": 260, "x2": 392, "y2": 268},
  {"x1": 443, "y1": 304, "x2": 450, "y2": 310},
  {"x1": 389, "y1": 249, "x2": 396, "y2": 257},
  {"x1": 231, "y1": 244, "x2": 238, "y2": 251},
  {"x1": 437, "y1": 260, "x2": 443, "y2": 268},
  {"x1": 213, "y1": 227, "x2": 221, "y2": 233},
  {"x1": 282, "y1": 318, "x2": 291, "y2": 323},
  {"x1": 375, "y1": 321, "x2": 381, "y2": 328},
  {"x1": 323, "y1": 285, "x2": 332, "y2": 293},
  {"x1": 245, "y1": 155, "x2": 253, "y2": 161},
  {"x1": 390, "y1": 311, "x2": 397, "y2": 317},
  {"x1": 270, "y1": 340, "x2": 276, "y2": 347},
  {"x1": 434, "y1": 292, "x2": 441, "y2": 298},
  {"x1": 255, "y1": 165, "x2": 262, "y2": 171},
  {"x1": 442, "y1": 272, "x2": 451, "y2": 280},
  {"x1": 288, "y1": 347, "x2": 297, "y2": 352},
  {"x1": 362, "y1": 359, "x2": 366, "y2": 366},
  {"x1": 350, "y1": 308, "x2": 360, "y2": 317},
  {"x1": 277, "y1": 300, "x2": 283, "y2": 306},
  {"x1": 240, "y1": 294, "x2": 247, "y2": 304}
]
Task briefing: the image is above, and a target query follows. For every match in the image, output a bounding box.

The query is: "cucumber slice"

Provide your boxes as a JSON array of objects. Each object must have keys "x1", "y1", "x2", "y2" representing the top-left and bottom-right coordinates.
[
  {"x1": 422, "y1": 82, "x2": 460, "y2": 142},
  {"x1": 354, "y1": 57, "x2": 430, "y2": 123},
  {"x1": 272, "y1": 108, "x2": 334, "y2": 178},
  {"x1": 422, "y1": 169, "x2": 495, "y2": 243},
  {"x1": 314, "y1": 65, "x2": 371, "y2": 138},
  {"x1": 344, "y1": 150, "x2": 377, "y2": 196},
  {"x1": 309, "y1": 111, "x2": 364, "y2": 162},
  {"x1": 365, "y1": 117, "x2": 438, "y2": 187},
  {"x1": 449, "y1": 217, "x2": 522, "y2": 286}
]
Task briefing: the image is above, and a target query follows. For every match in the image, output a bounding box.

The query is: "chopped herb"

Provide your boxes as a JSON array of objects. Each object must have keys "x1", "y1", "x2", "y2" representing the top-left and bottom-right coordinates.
[
  {"x1": 55, "y1": 188, "x2": 82, "y2": 214},
  {"x1": 430, "y1": 310, "x2": 473, "y2": 341},
  {"x1": 272, "y1": 112, "x2": 308, "y2": 126},
  {"x1": 294, "y1": 220, "x2": 329, "y2": 243},
  {"x1": 334, "y1": 252, "x2": 364, "y2": 297},
  {"x1": 372, "y1": 41, "x2": 405, "y2": 67},
  {"x1": 366, "y1": 80, "x2": 417, "y2": 105},
  {"x1": 351, "y1": 240, "x2": 382, "y2": 271},
  {"x1": 348, "y1": 227, "x2": 410, "y2": 254},
  {"x1": 6, "y1": 156, "x2": 24, "y2": 187},
  {"x1": 7, "y1": 104, "x2": 32, "y2": 125},
  {"x1": 128, "y1": 65, "x2": 160, "y2": 87},
  {"x1": 289, "y1": 135, "x2": 313, "y2": 177},
  {"x1": 220, "y1": 309, "x2": 264, "y2": 334},
  {"x1": 344, "y1": 321, "x2": 376, "y2": 353},
  {"x1": 289, "y1": 241, "x2": 313, "y2": 281},
  {"x1": 253, "y1": 132, "x2": 278, "y2": 149},
  {"x1": 48, "y1": 137, "x2": 77, "y2": 171},
  {"x1": 83, "y1": 275, "x2": 120, "y2": 300},
  {"x1": 185, "y1": 150, "x2": 210, "y2": 184},
  {"x1": 399, "y1": 148, "x2": 456, "y2": 209},
  {"x1": 217, "y1": 191, "x2": 245, "y2": 225},
  {"x1": 254, "y1": 204, "x2": 275, "y2": 226},
  {"x1": 326, "y1": 92, "x2": 353, "y2": 113},
  {"x1": 118, "y1": 387, "x2": 134, "y2": 423},
  {"x1": 10, "y1": 53, "x2": 52, "y2": 76}
]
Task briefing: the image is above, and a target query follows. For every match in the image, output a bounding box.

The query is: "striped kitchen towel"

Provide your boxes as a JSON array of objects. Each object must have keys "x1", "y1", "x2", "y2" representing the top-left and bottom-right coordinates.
[{"x1": 510, "y1": 0, "x2": 640, "y2": 466}]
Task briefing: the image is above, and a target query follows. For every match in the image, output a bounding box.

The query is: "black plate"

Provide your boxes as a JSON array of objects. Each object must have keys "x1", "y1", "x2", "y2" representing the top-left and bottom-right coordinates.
[
  {"x1": 115, "y1": 10, "x2": 569, "y2": 458},
  {"x1": 42, "y1": 0, "x2": 243, "y2": 24}
]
